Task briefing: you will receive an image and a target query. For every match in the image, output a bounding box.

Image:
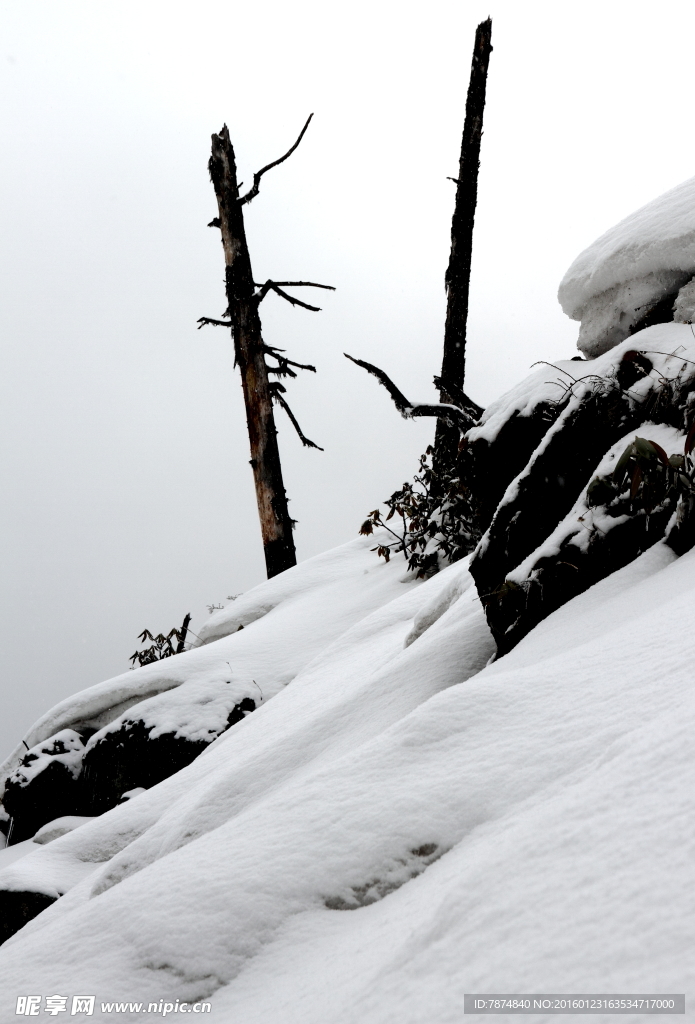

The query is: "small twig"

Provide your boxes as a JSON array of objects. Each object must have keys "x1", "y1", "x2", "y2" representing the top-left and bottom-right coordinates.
[
  {"x1": 530, "y1": 360, "x2": 581, "y2": 382},
  {"x1": 344, "y1": 354, "x2": 475, "y2": 429},
  {"x1": 640, "y1": 348, "x2": 695, "y2": 367},
  {"x1": 197, "y1": 317, "x2": 232, "y2": 329},
  {"x1": 272, "y1": 389, "x2": 323, "y2": 449},
  {"x1": 252, "y1": 679, "x2": 264, "y2": 701},
  {"x1": 382, "y1": 522, "x2": 407, "y2": 547},
  {"x1": 239, "y1": 114, "x2": 314, "y2": 206}
]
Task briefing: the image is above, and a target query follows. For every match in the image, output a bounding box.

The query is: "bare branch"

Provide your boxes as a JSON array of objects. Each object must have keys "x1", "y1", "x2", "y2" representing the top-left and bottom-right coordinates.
[
  {"x1": 239, "y1": 114, "x2": 314, "y2": 206},
  {"x1": 271, "y1": 387, "x2": 323, "y2": 450},
  {"x1": 254, "y1": 279, "x2": 335, "y2": 310},
  {"x1": 197, "y1": 316, "x2": 232, "y2": 329},
  {"x1": 345, "y1": 353, "x2": 475, "y2": 429},
  {"x1": 257, "y1": 281, "x2": 336, "y2": 291},
  {"x1": 254, "y1": 280, "x2": 319, "y2": 310},
  {"x1": 344, "y1": 354, "x2": 412, "y2": 414}
]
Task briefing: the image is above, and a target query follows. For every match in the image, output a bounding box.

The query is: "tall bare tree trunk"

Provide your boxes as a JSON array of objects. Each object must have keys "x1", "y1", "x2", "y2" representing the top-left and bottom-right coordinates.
[
  {"x1": 209, "y1": 127, "x2": 296, "y2": 578},
  {"x1": 435, "y1": 18, "x2": 492, "y2": 463}
]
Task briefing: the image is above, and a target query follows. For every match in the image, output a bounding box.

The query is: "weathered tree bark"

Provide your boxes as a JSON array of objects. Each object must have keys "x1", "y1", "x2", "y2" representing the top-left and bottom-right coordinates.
[
  {"x1": 435, "y1": 18, "x2": 492, "y2": 463},
  {"x1": 209, "y1": 127, "x2": 296, "y2": 578}
]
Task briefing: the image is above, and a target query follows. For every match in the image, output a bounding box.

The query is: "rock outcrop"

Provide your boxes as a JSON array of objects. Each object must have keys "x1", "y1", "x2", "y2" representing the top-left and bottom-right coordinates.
[{"x1": 468, "y1": 326, "x2": 695, "y2": 654}]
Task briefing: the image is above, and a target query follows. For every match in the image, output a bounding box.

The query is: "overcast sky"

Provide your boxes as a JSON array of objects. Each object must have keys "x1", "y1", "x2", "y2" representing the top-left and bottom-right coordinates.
[{"x1": 2, "y1": 0, "x2": 695, "y2": 758}]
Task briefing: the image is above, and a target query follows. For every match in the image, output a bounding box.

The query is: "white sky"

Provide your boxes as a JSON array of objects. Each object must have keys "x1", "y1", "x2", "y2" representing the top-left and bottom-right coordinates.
[{"x1": 1, "y1": 0, "x2": 694, "y2": 757}]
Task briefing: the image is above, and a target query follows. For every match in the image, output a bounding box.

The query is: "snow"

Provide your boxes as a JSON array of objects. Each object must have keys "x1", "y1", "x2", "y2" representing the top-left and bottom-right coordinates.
[
  {"x1": 0, "y1": 505, "x2": 691, "y2": 1021},
  {"x1": 32, "y1": 816, "x2": 96, "y2": 846},
  {"x1": 558, "y1": 174, "x2": 695, "y2": 356},
  {"x1": 0, "y1": 840, "x2": 36, "y2": 870},
  {"x1": 466, "y1": 357, "x2": 579, "y2": 446}
]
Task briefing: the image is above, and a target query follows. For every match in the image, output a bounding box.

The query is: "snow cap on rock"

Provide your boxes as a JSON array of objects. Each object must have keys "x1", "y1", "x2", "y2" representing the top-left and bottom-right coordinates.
[{"x1": 558, "y1": 174, "x2": 695, "y2": 357}]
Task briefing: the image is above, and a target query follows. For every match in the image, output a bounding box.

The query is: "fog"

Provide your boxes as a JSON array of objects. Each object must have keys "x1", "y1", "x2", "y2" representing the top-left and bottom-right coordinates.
[{"x1": 1, "y1": 0, "x2": 694, "y2": 758}]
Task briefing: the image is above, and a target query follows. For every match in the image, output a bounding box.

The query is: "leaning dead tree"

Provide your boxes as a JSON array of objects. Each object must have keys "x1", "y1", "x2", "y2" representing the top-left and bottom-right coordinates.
[
  {"x1": 345, "y1": 18, "x2": 491, "y2": 440},
  {"x1": 201, "y1": 118, "x2": 333, "y2": 578}
]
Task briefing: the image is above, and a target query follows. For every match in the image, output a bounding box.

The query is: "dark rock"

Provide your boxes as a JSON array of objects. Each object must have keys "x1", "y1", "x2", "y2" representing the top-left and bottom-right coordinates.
[
  {"x1": 463, "y1": 398, "x2": 565, "y2": 538},
  {"x1": 0, "y1": 890, "x2": 57, "y2": 946},
  {"x1": 614, "y1": 350, "x2": 653, "y2": 391},
  {"x1": 4, "y1": 733, "x2": 88, "y2": 846},
  {"x1": 226, "y1": 697, "x2": 256, "y2": 728},
  {"x1": 470, "y1": 385, "x2": 642, "y2": 601},
  {"x1": 83, "y1": 697, "x2": 257, "y2": 814},
  {"x1": 82, "y1": 721, "x2": 210, "y2": 814},
  {"x1": 484, "y1": 501, "x2": 675, "y2": 656}
]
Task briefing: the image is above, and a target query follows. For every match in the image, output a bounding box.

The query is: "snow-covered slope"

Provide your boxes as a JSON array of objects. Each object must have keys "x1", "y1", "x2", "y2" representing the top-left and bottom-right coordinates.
[
  {"x1": 558, "y1": 175, "x2": 695, "y2": 356},
  {"x1": 0, "y1": 526, "x2": 691, "y2": 1022}
]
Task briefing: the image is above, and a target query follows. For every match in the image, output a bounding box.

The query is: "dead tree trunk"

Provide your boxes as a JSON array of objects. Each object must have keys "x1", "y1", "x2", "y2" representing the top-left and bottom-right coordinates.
[
  {"x1": 205, "y1": 121, "x2": 333, "y2": 578},
  {"x1": 435, "y1": 18, "x2": 492, "y2": 463},
  {"x1": 208, "y1": 127, "x2": 297, "y2": 579}
]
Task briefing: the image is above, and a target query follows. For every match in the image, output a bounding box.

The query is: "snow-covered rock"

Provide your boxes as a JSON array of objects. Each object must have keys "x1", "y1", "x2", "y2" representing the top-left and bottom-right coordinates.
[
  {"x1": 469, "y1": 324, "x2": 695, "y2": 651},
  {"x1": 3, "y1": 732, "x2": 87, "y2": 845},
  {"x1": 559, "y1": 174, "x2": 695, "y2": 356}
]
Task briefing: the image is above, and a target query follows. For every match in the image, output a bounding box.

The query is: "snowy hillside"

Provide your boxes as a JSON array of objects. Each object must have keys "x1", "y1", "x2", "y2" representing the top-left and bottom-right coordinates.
[
  {"x1": 0, "y1": 532, "x2": 691, "y2": 1022},
  {"x1": 0, "y1": 176, "x2": 694, "y2": 1022}
]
